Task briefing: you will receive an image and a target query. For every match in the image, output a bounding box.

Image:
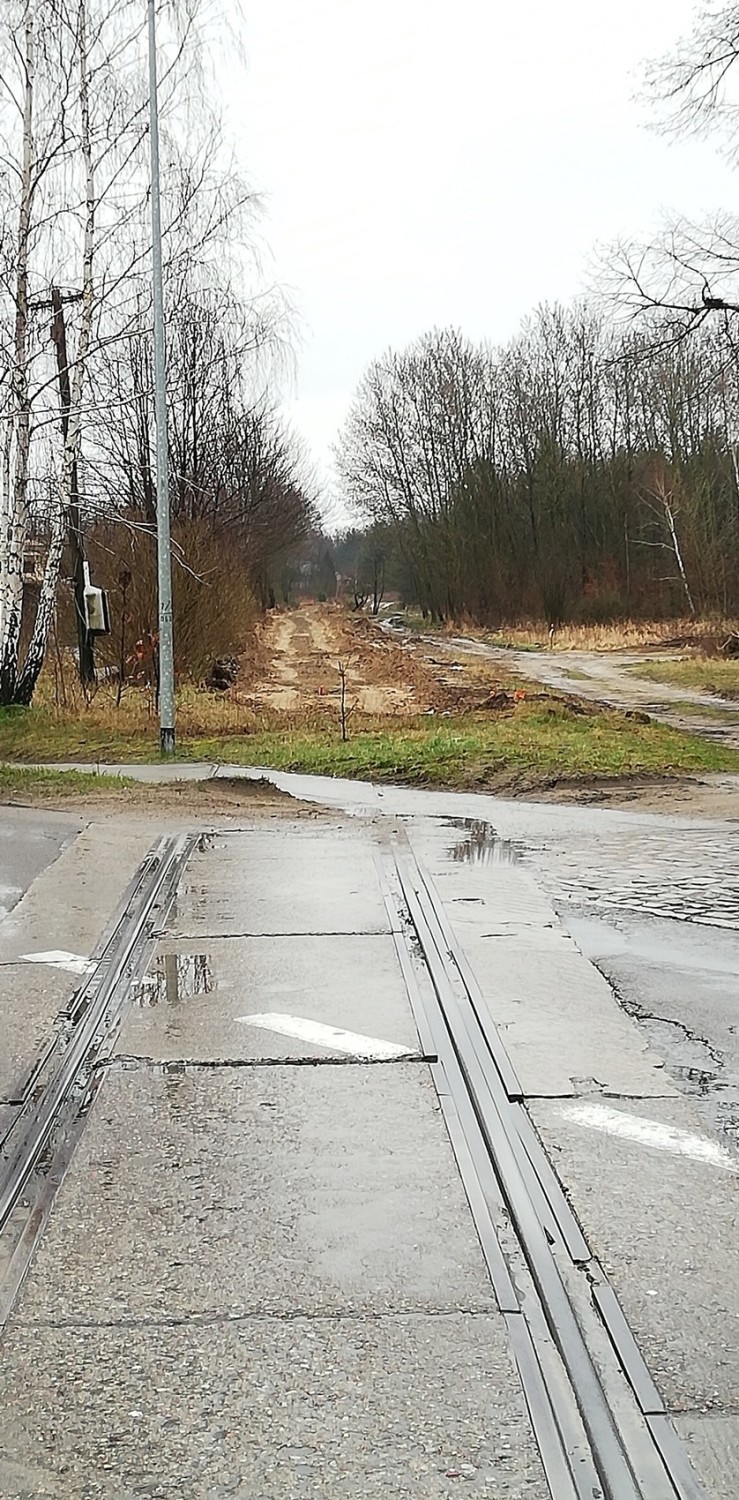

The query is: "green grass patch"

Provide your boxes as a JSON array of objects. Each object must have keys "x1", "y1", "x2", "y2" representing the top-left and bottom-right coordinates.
[
  {"x1": 192, "y1": 707, "x2": 739, "y2": 788},
  {"x1": 2, "y1": 701, "x2": 739, "y2": 794},
  {"x1": 0, "y1": 763, "x2": 134, "y2": 799},
  {"x1": 625, "y1": 658, "x2": 739, "y2": 699}
]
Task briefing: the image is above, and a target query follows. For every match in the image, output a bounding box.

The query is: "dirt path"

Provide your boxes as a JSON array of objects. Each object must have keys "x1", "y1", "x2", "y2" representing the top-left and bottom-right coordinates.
[
  {"x1": 415, "y1": 634, "x2": 739, "y2": 748},
  {"x1": 250, "y1": 604, "x2": 739, "y2": 748},
  {"x1": 225, "y1": 604, "x2": 739, "y2": 818},
  {"x1": 247, "y1": 603, "x2": 495, "y2": 717}
]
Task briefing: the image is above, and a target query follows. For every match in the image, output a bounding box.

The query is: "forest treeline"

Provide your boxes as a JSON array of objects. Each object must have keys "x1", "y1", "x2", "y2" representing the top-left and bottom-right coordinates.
[{"x1": 337, "y1": 309, "x2": 739, "y2": 624}]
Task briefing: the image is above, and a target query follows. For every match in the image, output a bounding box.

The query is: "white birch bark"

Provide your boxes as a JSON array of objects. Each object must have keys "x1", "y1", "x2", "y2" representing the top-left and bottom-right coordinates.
[
  {"x1": 15, "y1": 0, "x2": 96, "y2": 703},
  {"x1": 662, "y1": 496, "x2": 697, "y2": 618},
  {"x1": 0, "y1": 0, "x2": 34, "y2": 701}
]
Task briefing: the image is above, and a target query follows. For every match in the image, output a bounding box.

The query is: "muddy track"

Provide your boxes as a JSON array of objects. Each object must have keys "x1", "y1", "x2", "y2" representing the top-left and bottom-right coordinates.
[
  {"x1": 247, "y1": 604, "x2": 498, "y2": 717},
  {"x1": 417, "y1": 635, "x2": 739, "y2": 748}
]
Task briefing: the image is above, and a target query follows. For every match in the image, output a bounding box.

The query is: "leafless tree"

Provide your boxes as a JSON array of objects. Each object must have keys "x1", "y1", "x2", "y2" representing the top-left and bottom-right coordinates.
[
  {"x1": 602, "y1": 5, "x2": 739, "y2": 335},
  {"x1": 0, "y1": 0, "x2": 292, "y2": 701},
  {"x1": 337, "y1": 308, "x2": 739, "y2": 624}
]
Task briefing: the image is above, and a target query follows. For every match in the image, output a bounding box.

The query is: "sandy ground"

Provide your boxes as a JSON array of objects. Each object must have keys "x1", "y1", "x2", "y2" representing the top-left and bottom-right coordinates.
[
  {"x1": 6, "y1": 769, "x2": 738, "y2": 821},
  {"x1": 233, "y1": 604, "x2": 739, "y2": 818},
  {"x1": 525, "y1": 773, "x2": 739, "y2": 818},
  {"x1": 0, "y1": 777, "x2": 315, "y2": 822},
  {"x1": 245, "y1": 603, "x2": 500, "y2": 717},
  {"x1": 249, "y1": 605, "x2": 739, "y2": 746},
  {"x1": 7, "y1": 606, "x2": 739, "y2": 820}
]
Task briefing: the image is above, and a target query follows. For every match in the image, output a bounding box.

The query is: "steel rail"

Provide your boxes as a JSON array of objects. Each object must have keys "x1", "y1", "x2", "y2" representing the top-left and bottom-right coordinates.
[
  {"x1": 0, "y1": 833, "x2": 195, "y2": 1236},
  {"x1": 1, "y1": 838, "x2": 174, "y2": 1119},
  {"x1": 391, "y1": 842, "x2": 706, "y2": 1500}
]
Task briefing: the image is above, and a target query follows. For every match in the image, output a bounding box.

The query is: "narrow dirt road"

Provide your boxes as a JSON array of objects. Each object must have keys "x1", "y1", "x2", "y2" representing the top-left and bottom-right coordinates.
[
  {"x1": 246, "y1": 603, "x2": 500, "y2": 717},
  {"x1": 247, "y1": 603, "x2": 739, "y2": 750},
  {"x1": 422, "y1": 634, "x2": 739, "y2": 748}
]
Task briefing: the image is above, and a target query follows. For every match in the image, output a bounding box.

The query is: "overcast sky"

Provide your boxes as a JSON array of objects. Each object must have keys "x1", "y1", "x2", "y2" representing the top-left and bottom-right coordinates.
[{"x1": 228, "y1": 0, "x2": 738, "y2": 517}]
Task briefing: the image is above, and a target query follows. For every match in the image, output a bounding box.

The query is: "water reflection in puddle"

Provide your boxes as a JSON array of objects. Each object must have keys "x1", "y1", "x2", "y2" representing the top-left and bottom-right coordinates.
[
  {"x1": 446, "y1": 818, "x2": 521, "y2": 867},
  {"x1": 136, "y1": 953, "x2": 214, "y2": 1007}
]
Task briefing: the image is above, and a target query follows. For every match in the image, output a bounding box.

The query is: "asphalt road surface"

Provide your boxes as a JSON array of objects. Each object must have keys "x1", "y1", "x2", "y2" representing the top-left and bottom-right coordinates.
[{"x1": 0, "y1": 807, "x2": 82, "y2": 921}]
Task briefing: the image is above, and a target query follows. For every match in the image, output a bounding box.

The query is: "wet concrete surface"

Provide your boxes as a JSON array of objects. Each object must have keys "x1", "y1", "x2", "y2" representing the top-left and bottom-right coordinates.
[
  {"x1": 406, "y1": 823, "x2": 678, "y2": 1099},
  {"x1": 0, "y1": 966, "x2": 73, "y2": 1104},
  {"x1": 531, "y1": 1094, "x2": 739, "y2": 1413},
  {"x1": 379, "y1": 794, "x2": 739, "y2": 1145},
  {"x1": 0, "y1": 1102, "x2": 19, "y2": 1145},
  {"x1": 171, "y1": 827, "x2": 388, "y2": 938},
  {"x1": 0, "y1": 807, "x2": 81, "y2": 922},
  {"x1": 3, "y1": 788, "x2": 739, "y2": 1494},
  {"x1": 121, "y1": 934, "x2": 422, "y2": 1062},
  {"x1": 17, "y1": 1062, "x2": 495, "y2": 1325},
  {"x1": 0, "y1": 811, "x2": 553, "y2": 1498},
  {"x1": 674, "y1": 1414, "x2": 739, "y2": 1500},
  {"x1": 0, "y1": 1314, "x2": 549, "y2": 1499},
  {"x1": 0, "y1": 820, "x2": 155, "y2": 1109},
  {"x1": 0, "y1": 821, "x2": 154, "y2": 962}
]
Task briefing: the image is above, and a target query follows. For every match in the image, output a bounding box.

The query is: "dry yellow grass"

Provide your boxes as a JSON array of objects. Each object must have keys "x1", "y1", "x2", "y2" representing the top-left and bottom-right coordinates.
[
  {"x1": 423, "y1": 616, "x2": 739, "y2": 653},
  {"x1": 34, "y1": 671, "x2": 268, "y2": 739}
]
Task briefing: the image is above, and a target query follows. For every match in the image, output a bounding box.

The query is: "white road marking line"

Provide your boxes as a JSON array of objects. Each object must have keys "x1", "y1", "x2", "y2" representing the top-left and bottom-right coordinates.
[
  {"x1": 558, "y1": 1100, "x2": 738, "y2": 1174},
  {"x1": 237, "y1": 1012, "x2": 415, "y2": 1060},
  {"x1": 20, "y1": 949, "x2": 95, "y2": 976}
]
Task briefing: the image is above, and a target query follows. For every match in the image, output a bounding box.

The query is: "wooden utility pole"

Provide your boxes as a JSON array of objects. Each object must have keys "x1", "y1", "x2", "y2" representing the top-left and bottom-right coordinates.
[{"x1": 50, "y1": 286, "x2": 95, "y2": 685}]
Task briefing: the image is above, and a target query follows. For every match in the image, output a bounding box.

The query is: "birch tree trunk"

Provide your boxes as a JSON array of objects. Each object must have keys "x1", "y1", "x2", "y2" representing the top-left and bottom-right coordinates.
[
  {"x1": 662, "y1": 496, "x2": 697, "y2": 617},
  {"x1": 0, "y1": 0, "x2": 35, "y2": 703},
  {"x1": 15, "y1": 0, "x2": 96, "y2": 704}
]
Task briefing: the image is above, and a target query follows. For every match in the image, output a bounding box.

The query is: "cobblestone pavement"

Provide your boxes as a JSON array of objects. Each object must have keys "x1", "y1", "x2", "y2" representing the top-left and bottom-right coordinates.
[
  {"x1": 444, "y1": 805, "x2": 739, "y2": 1154},
  {"x1": 447, "y1": 814, "x2": 739, "y2": 930}
]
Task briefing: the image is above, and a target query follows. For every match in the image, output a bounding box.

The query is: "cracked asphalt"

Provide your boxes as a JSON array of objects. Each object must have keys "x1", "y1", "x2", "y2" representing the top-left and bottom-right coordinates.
[{"x1": 483, "y1": 810, "x2": 739, "y2": 1145}]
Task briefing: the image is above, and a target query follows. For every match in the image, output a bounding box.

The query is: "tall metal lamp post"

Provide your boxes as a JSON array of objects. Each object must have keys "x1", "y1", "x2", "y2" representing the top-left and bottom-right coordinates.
[{"x1": 147, "y1": 0, "x2": 175, "y2": 753}]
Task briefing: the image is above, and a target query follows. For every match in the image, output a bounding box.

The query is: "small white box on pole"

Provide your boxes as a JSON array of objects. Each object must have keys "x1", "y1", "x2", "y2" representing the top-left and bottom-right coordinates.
[{"x1": 83, "y1": 584, "x2": 110, "y2": 635}]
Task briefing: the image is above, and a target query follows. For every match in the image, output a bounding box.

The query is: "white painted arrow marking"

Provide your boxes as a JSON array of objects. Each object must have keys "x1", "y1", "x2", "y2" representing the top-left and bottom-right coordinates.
[
  {"x1": 237, "y1": 1012, "x2": 414, "y2": 1060},
  {"x1": 558, "y1": 1101, "x2": 738, "y2": 1174},
  {"x1": 20, "y1": 949, "x2": 95, "y2": 977}
]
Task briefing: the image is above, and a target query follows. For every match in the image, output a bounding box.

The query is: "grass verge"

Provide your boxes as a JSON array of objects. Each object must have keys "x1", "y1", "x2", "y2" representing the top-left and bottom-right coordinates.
[
  {"x1": 0, "y1": 764, "x2": 134, "y2": 799},
  {"x1": 625, "y1": 658, "x2": 739, "y2": 699},
  {"x1": 3, "y1": 700, "x2": 738, "y2": 793},
  {"x1": 194, "y1": 709, "x2": 739, "y2": 788}
]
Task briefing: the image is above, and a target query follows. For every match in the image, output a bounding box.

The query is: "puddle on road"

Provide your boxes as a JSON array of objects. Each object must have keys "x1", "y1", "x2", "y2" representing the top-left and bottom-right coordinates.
[
  {"x1": 135, "y1": 953, "x2": 215, "y2": 1007},
  {"x1": 676, "y1": 1065, "x2": 718, "y2": 1094},
  {"x1": 446, "y1": 818, "x2": 521, "y2": 867}
]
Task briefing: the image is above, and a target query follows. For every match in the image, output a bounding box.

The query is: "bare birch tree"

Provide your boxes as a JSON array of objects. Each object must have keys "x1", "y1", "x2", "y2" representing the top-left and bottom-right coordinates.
[{"x1": 0, "y1": 0, "x2": 291, "y2": 701}]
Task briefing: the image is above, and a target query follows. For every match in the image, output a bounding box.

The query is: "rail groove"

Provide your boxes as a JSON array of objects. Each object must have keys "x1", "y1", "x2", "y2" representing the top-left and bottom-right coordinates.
[
  {"x1": 389, "y1": 840, "x2": 705, "y2": 1500},
  {"x1": 0, "y1": 832, "x2": 196, "y2": 1328}
]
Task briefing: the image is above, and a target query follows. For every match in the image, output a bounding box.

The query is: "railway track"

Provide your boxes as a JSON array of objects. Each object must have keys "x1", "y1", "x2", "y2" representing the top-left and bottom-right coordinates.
[
  {"x1": 0, "y1": 818, "x2": 709, "y2": 1497},
  {"x1": 382, "y1": 836, "x2": 705, "y2": 1500},
  {"x1": 0, "y1": 831, "x2": 197, "y2": 1328}
]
